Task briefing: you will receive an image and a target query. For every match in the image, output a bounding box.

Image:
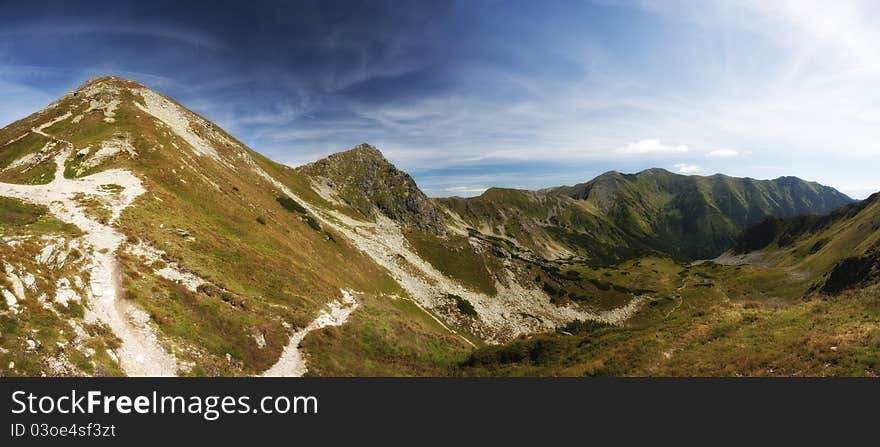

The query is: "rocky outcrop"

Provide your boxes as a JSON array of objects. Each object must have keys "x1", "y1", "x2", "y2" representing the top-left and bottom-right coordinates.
[{"x1": 298, "y1": 143, "x2": 446, "y2": 234}]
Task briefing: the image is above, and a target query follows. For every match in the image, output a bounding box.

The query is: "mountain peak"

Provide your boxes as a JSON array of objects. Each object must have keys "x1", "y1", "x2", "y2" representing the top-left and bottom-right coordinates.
[
  {"x1": 320, "y1": 143, "x2": 388, "y2": 166},
  {"x1": 79, "y1": 75, "x2": 133, "y2": 87},
  {"x1": 298, "y1": 144, "x2": 446, "y2": 234},
  {"x1": 72, "y1": 76, "x2": 148, "y2": 96},
  {"x1": 348, "y1": 142, "x2": 383, "y2": 156},
  {"x1": 596, "y1": 170, "x2": 623, "y2": 178},
  {"x1": 637, "y1": 167, "x2": 673, "y2": 176},
  {"x1": 0, "y1": 73, "x2": 254, "y2": 188}
]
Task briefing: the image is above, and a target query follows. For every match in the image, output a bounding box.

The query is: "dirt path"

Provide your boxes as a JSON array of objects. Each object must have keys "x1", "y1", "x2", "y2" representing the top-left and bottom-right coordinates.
[
  {"x1": 262, "y1": 289, "x2": 359, "y2": 377},
  {"x1": 0, "y1": 129, "x2": 178, "y2": 376},
  {"x1": 665, "y1": 278, "x2": 687, "y2": 319}
]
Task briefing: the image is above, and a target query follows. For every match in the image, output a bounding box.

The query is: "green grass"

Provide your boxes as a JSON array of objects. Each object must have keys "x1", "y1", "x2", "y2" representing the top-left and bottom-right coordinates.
[
  {"x1": 0, "y1": 132, "x2": 57, "y2": 185},
  {"x1": 99, "y1": 183, "x2": 125, "y2": 193},
  {"x1": 72, "y1": 193, "x2": 112, "y2": 225},
  {"x1": 301, "y1": 294, "x2": 472, "y2": 376},
  {"x1": 0, "y1": 196, "x2": 45, "y2": 226},
  {"x1": 405, "y1": 230, "x2": 498, "y2": 295},
  {"x1": 0, "y1": 197, "x2": 81, "y2": 235},
  {"x1": 458, "y1": 257, "x2": 880, "y2": 377}
]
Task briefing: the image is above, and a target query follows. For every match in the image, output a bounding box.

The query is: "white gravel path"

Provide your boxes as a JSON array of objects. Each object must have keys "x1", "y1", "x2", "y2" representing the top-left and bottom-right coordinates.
[
  {"x1": 262, "y1": 289, "x2": 359, "y2": 377},
  {"x1": 0, "y1": 132, "x2": 178, "y2": 376}
]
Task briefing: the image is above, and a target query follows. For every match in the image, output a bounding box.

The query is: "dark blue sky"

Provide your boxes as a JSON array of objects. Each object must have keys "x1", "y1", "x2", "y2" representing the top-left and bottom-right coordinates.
[{"x1": 2, "y1": 0, "x2": 878, "y2": 197}]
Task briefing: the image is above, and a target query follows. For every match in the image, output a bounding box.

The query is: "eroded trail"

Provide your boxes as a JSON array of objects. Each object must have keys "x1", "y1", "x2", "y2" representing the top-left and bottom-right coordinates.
[
  {"x1": 0, "y1": 131, "x2": 178, "y2": 376},
  {"x1": 262, "y1": 290, "x2": 359, "y2": 377}
]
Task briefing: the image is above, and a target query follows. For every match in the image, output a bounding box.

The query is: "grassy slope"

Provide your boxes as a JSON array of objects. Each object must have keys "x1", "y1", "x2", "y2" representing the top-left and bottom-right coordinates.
[
  {"x1": 459, "y1": 257, "x2": 880, "y2": 377},
  {"x1": 456, "y1": 183, "x2": 880, "y2": 376},
  {"x1": 732, "y1": 194, "x2": 880, "y2": 283},
  {"x1": 4, "y1": 78, "x2": 875, "y2": 377},
  {"x1": 0, "y1": 121, "x2": 58, "y2": 185},
  {"x1": 1, "y1": 78, "x2": 471, "y2": 376},
  {"x1": 436, "y1": 188, "x2": 644, "y2": 264},
  {"x1": 302, "y1": 295, "x2": 472, "y2": 376},
  {"x1": 0, "y1": 197, "x2": 81, "y2": 235},
  {"x1": 403, "y1": 230, "x2": 500, "y2": 295}
]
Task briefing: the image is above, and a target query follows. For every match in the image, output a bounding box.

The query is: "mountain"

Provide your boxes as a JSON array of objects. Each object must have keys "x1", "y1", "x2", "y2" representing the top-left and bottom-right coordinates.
[
  {"x1": 0, "y1": 77, "x2": 475, "y2": 377},
  {"x1": 297, "y1": 143, "x2": 446, "y2": 234},
  {"x1": 435, "y1": 187, "x2": 650, "y2": 264},
  {"x1": 459, "y1": 191, "x2": 880, "y2": 377},
  {"x1": 547, "y1": 169, "x2": 853, "y2": 259},
  {"x1": 729, "y1": 192, "x2": 880, "y2": 294},
  {"x1": 0, "y1": 76, "x2": 863, "y2": 377},
  {"x1": 295, "y1": 147, "x2": 647, "y2": 344},
  {"x1": 432, "y1": 169, "x2": 852, "y2": 264},
  {"x1": 0, "y1": 76, "x2": 644, "y2": 377}
]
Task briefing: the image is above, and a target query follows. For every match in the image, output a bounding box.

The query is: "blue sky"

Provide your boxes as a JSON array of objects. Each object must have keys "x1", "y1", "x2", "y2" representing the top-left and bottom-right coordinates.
[{"x1": 2, "y1": 0, "x2": 880, "y2": 198}]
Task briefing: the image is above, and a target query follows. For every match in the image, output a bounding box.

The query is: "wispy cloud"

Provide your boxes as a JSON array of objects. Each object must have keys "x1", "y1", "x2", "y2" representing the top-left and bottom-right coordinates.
[
  {"x1": 1, "y1": 1, "x2": 878, "y2": 197},
  {"x1": 616, "y1": 139, "x2": 689, "y2": 156},
  {"x1": 443, "y1": 186, "x2": 488, "y2": 195},
  {"x1": 0, "y1": 23, "x2": 228, "y2": 51}
]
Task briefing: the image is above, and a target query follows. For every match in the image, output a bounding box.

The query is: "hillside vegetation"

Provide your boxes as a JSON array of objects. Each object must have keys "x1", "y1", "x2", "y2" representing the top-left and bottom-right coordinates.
[
  {"x1": 1, "y1": 75, "x2": 872, "y2": 377},
  {"x1": 548, "y1": 169, "x2": 853, "y2": 259}
]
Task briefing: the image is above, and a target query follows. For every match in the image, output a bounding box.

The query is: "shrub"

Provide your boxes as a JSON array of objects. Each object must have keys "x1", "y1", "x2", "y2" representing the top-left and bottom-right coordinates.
[
  {"x1": 277, "y1": 196, "x2": 307, "y2": 214},
  {"x1": 256, "y1": 216, "x2": 266, "y2": 225},
  {"x1": 542, "y1": 281, "x2": 560, "y2": 296},
  {"x1": 588, "y1": 278, "x2": 611, "y2": 291},
  {"x1": 560, "y1": 319, "x2": 613, "y2": 335},
  {"x1": 303, "y1": 215, "x2": 321, "y2": 232},
  {"x1": 449, "y1": 294, "x2": 478, "y2": 317}
]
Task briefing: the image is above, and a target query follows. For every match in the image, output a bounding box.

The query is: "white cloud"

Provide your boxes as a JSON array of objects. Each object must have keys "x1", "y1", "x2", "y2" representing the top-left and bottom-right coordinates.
[
  {"x1": 443, "y1": 186, "x2": 488, "y2": 195},
  {"x1": 615, "y1": 139, "x2": 689, "y2": 155},
  {"x1": 673, "y1": 163, "x2": 701, "y2": 174},
  {"x1": 706, "y1": 149, "x2": 739, "y2": 158},
  {"x1": 832, "y1": 184, "x2": 880, "y2": 200}
]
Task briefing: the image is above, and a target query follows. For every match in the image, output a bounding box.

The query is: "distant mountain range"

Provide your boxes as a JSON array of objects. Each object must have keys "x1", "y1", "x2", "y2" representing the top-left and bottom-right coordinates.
[
  {"x1": 548, "y1": 168, "x2": 853, "y2": 259},
  {"x1": 307, "y1": 147, "x2": 852, "y2": 261}
]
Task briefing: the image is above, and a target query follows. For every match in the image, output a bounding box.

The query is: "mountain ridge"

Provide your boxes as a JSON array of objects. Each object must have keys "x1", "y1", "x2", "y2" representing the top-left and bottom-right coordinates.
[
  {"x1": 544, "y1": 167, "x2": 853, "y2": 259},
  {"x1": 297, "y1": 142, "x2": 852, "y2": 262},
  {"x1": 0, "y1": 75, "x2": 872, "y2": 377},
  {"x1": 0, "y1": 76, "x2": 475, "y2": 376}
]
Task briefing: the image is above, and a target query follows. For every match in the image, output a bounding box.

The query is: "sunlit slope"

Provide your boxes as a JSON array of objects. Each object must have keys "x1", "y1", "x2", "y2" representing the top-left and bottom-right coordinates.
[
  {"x1": 549, "y1": 169, "x2": 853, "y2": 259},
  {"x1": 436, "y1": 188, "x2": 649, "y2": 264},
  {"x1": 0, "y1": 77, "x2": 469, "y2": 376},
  {"x1": 731, "y1": 193, "x2": 880, "y2": 294}
]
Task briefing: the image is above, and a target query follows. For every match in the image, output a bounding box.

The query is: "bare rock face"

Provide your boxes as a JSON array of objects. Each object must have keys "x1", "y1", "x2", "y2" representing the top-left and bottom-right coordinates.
[{"x1": 298, "y1": 143, "x2": 446, "y2": 234}]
